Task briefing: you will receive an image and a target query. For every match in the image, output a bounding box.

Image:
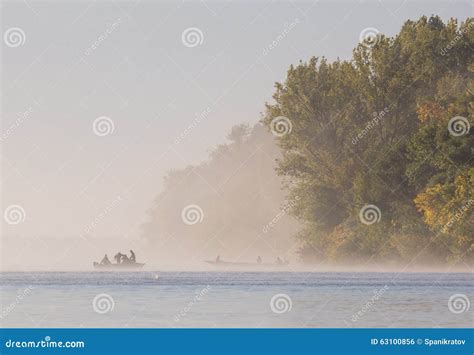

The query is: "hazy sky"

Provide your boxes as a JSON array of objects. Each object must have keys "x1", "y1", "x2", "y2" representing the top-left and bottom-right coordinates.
[{"x1": 1, "y1": 0, "x2": 471, "y2": 262}]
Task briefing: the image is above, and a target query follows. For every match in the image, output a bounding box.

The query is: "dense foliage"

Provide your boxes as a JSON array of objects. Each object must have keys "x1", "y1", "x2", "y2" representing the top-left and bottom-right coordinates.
[{"x1": 263, "y1": 16, "x2": 473, "y2": 265}]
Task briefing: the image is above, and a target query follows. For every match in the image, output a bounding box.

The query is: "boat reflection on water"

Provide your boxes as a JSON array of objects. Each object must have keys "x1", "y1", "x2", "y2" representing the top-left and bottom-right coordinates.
[{"x1": 93, "y1": 262, "x2": 145, "y2": 270}]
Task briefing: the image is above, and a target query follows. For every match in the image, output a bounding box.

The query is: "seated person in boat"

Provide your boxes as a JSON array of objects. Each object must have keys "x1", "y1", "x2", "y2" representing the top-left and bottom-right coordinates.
[
  {"x1": 121, "y1": 254, "x2": 130, "y2": 264},
  {"x1": 100, "y1": 254, "x2": 111, "y2": 265}
]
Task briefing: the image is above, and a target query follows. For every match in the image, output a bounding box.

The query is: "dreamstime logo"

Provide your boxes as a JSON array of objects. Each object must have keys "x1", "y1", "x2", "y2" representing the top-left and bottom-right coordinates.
[
  {"x1": 270, "y1": 116, "x2": 292, "y2": 137},
  {"x1": 441, "y1": 199, "x2": 473, "y2": 233},
  {"x1": 263, "y1": 196, "x2": 300, "y2": 233},
  {"x1": 181, "y1": 27, "x2": 204, "y2": 48},
  {"x1": 83, "y1": 18, "x2": 122, "y2": 57},
  {"x1": 448, "y1": 294, "x2": 470, "y2": 314},
  {"x1": 92, "y1": 116, "x2": 115, "y2": 136},
  {"x1": 352, "y1": 107, "x2": 390, "y2": 145},
  {"x1": 4, "y1": 336, "x2": 85, "y2": 349},
  {"x1": 83, "y1": 195, "x2": 123, "y2": 235},
  {"x1": 0, "y1": 106, "x2": 34, "y2": 144},
  {"x1": 4, "y1": 27, "x2": 26, "y2": 48},
  {"x1": 174, "y1": 106, "x2": 212, "y2": 145},
  {"x1": 181, "y1": 204, "x2": 204, "y2": 225},
  {"x1": 440, "y1": 22, "x2": 473, "y2": 56},
  {"x1": 351, "y1": 285, "x2": 388, "y2": 322},
  {"x1": 447, "y1": 116, "x2": 470, "y2": 137},
  {"x1": 262, "y1": 18, "x2": 300, "y2": 56},
  {"x1": 92, "y1": 293, "x2": 115, "y2": 314},
  {"x1": 359, "y1": 204, "x2": 381, "y2": 225},
  {"x1": 0, "y1": 285, "x2": 35, "y2": 319},
  {"x1": 174, "y1": 285, "x2": 211, "y2": 322},
  {"x1": 4, "y1": 205, "x2": 26, "y2": 225},
  {"x1": 359, "y1": 27, "x2": 381, "y2": 48},
  {"x1": 270, "y1": 293, "x2": 292, "y2": 314}
]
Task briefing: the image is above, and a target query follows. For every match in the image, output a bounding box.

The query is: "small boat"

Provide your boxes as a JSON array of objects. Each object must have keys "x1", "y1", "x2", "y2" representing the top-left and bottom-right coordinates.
[{"x1": 93, "y1": 262, "x2": 145, "y2": 270}]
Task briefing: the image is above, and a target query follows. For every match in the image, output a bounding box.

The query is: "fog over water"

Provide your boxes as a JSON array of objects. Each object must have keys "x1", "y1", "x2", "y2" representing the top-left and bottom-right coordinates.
[{"x1": 1, "y1": 1, "x2": 471, "y2": 272}]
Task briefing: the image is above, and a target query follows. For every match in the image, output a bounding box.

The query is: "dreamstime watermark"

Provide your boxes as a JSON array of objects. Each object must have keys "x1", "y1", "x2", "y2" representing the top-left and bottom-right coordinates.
[
  {"x1": 350, "y1": 285, "x2": 388, "y2": 322},
  {"x1": 5, "y1": 336, "x2": 85, "y2": 349},
  {"x1": 359, "y1": 27, "x2": 381, "y2": 48},
  {"x1": 351, "y1": 107, "x2": 390, "y2": 145},
  {"x1": 181, "y1": 204, "x2": 204, "y2": 225},
  {"x1": 92, "y1": 116, "x2": 115, "y2": 136},
  {"x1": 181, "y1": 27, "x2": 204, "y2": 48},
  {"x1": 82, "y1": 195, "x2": 122, "y2": 235},
  {"x1": 0, "y1": 285, "x2": 35, "y2": 319},
  {"x1": 270, "y1": 293, "x2": 292, "y2": 314},
  {"x1": 262, "y1": 18, "x2": 300, "y2": 56},
  {"x1": 440, "y1": 22, "x2": 474, "y2": 56},
  {"x1": 174, "y1": 106, "x2": 212, "y2": 145},
  {"x1": 83, "y1": 18, "x2": 122, "y2": 57},
  {"x1": 448, "y1": 294, "x2": 470, "y2": 314},
  {"x1": 359, "y1": 204, "x2": 381, "y2": 225},
  {"x1": 3, "y1": 27, "x2": 26, "y2": 47},
  {"x1": 174, "y1": 285, "x2": 211, "y2": 322},
  {"x1": 441, "y1": 199, "x2": 473, "y2": 233},
  {"x1": 3, "y1": 205, "x2": 26, "y2": 225},
  {"x1": 270, "y1": 116, "x2": 292, "y2": 137},
  {"x1": 447, "y1": 116, "x2": 470, "y2": 137},
  {"x1": 0, "y1": 106, "x2": 34, "y2": 144},
  {"x1": 263, "y1": 196, "x2": 300, "y2": 233},
  {"x1": 92, "y1": 293, "x2": 115, "y2": 314}
]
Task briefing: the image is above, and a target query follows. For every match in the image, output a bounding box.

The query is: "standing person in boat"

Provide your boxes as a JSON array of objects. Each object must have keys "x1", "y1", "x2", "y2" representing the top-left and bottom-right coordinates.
[
  {"x1": 215, "y1": 255, "x2": 221, "y2": 263},
  {"x1": 129, "y1": 250, "x2": 136, "y2": 263},
  {"x1": 114, "y1": 252, "x2": 123, "y2": 264},
  {"x1": 257, "y1": 256, "x2": 262, "y2": 264},
  {"x1": 101, "y1": 254, "x2": 111, "y2": 265}
]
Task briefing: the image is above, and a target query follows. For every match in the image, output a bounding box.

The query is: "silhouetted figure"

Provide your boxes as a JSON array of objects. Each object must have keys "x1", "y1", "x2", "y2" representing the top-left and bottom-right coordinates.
[
  {"x1": 114, "y1": 252, "x2": 123, "y2": 264},
  {"x1": 216, "y1": 255, "x2": 221, "y2": 263},
  {"x1": 121, "y1": 254, "x2": 130, "y2": 264},
  {"x1": 257, "y1": 256, "x2": 262, "y2": 264},
  {"x1": 101, "y1": 254, "x2": 111, "y2": 265},
  {"x1": 130, "y1": 250, "x2": 136, "y2": 263},
  {"x1": 276, "y1": 257, "x2": 283, "y2": 265}
]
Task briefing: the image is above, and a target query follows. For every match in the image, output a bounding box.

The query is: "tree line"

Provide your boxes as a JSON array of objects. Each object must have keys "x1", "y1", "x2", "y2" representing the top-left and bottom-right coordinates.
[
  {"x1": 262, "y1": 16, "x2": 473, "y2": 265},
  {"x1": 143, "y1": 16, "x2": 473, "y2": 266}
]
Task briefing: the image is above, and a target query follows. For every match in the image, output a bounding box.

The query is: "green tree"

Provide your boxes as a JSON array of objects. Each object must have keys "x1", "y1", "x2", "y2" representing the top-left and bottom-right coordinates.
[{"x1": 263, "y1": 16, "x2": 473, "y2": 265}]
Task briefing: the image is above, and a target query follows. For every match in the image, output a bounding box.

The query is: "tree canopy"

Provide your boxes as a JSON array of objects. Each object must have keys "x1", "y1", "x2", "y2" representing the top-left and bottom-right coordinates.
[
  {"x1": 144, "y1": 16, "x2": 473, "y2": 267},
  {"x1": 263, "y1": 16, "x2": 473, "y2": 265}
]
